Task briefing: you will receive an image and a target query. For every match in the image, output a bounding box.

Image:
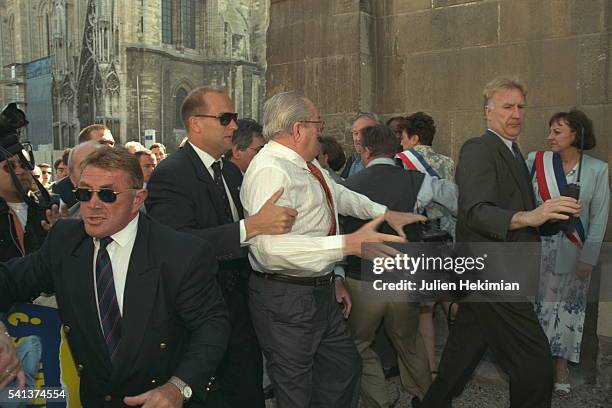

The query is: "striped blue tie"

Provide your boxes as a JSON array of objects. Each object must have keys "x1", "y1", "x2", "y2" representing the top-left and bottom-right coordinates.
[{"x1": 96, "y1": 236, "x2": 121, "y2": 361}]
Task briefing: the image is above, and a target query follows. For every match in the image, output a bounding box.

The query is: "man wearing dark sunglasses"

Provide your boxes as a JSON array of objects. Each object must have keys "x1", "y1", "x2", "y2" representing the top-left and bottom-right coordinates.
[
  {"x1": 147, "y1": 87, "x2": 297, "y2": 408},
  {"x1": 59, "y1": 141, "x2": 105, "y2": 218},
  {"x1": 0, "y1": 146, "x2": 229, "y2": 407}
]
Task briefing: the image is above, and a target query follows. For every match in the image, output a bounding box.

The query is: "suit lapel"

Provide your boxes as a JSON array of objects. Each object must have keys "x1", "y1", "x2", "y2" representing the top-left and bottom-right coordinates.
[
  {"x1": 484, "y1": 131, "x2": 535, "y2": 210},
  {"x1": 110, "y1": 216, "x2": 160, "y2": 383},
  {"x1": 66, "y1": 229, "x2": 112, "y2": 372},
  {"x1": 184, "y1": 144, "x2": 230, "y2": 224}
]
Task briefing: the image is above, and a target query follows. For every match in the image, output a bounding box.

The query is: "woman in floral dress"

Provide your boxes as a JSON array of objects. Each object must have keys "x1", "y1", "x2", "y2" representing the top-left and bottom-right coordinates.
[{"x1": 527, "y1": 109, "x2": 609, "y2": 396}]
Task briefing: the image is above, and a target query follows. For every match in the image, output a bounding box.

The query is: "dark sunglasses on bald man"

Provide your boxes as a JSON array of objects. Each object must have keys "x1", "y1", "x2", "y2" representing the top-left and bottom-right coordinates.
[
  {"x1": 73, "y1": 187, "x2": 137, "y2": 203},
  {"x1": 193, "y1": 112, "x2": 238, "y2": 126}
]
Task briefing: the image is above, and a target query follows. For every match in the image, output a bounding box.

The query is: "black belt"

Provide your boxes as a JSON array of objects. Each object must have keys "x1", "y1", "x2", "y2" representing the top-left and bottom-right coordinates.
[{"x1": 252, "y1": 270, "x2": 335, "y2": 287}]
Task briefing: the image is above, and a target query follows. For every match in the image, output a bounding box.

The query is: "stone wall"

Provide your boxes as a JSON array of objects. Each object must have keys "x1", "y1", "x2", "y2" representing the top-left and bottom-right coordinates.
[
  {"x1": 267, "y1": 0, "x2": 612, "y2": 341},
  {"x1": 268, "y1": 0, "x2": 612, "y2": 164}
]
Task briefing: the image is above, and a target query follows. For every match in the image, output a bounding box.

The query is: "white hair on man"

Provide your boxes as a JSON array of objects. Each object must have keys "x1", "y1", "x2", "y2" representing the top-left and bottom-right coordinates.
[{"x1": 262, "y1": 91, "x2": 312, "y2": 140}]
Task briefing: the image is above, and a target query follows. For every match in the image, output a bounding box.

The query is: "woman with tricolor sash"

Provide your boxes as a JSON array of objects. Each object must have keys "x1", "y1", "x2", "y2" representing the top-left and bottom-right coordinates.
[{"x1": 526, "y1": 109, "x2": 610, "y2": 397}]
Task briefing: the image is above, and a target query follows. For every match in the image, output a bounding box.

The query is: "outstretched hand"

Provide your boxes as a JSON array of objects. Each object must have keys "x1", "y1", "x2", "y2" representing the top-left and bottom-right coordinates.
[
  {"x1": 344, "y1": 216, "x2": 408, "y2": 258},
  {"x1": 41, "y1": 203, "x2": 70, "y2": 230},
  {"x1": 384, "y1": 210, "x2": 428, "y2": 238}
]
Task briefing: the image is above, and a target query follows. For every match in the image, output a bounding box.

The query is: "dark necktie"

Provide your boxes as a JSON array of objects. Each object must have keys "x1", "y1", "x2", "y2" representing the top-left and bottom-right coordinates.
[
  {"x1": 511, "y1": 142, "x2": 524, "y2": 161},
  {"x1": 512, "y1": 142, "x2": 530, "y2": 174},
  {"x1": 512, "y1": 142, "x2": 536, "y2": 206},
  {"x1": 307, "y1": 162, "x2": 337, "y2": 235},
  {"x1": 211, "y1": 161, "x2": 234, "y2": 223},
  {"x1": 96, "y1": 236, "x2": 121, "y2": 361}
]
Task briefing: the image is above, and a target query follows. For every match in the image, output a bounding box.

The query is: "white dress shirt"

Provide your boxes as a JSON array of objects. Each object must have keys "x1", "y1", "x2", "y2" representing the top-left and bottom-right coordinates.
[
  {"x1": 7, "y1": 202, "x2": 28, "y2": 228},
  {"x1": 92, "y1": 214, "x2": 139, "y2": 322},
  {"x1": 240, "y1": 140, "x2": 387, "y2": 276},
  {"x1": 189, "y1": 142, "x2": 247, "y2": 244}
]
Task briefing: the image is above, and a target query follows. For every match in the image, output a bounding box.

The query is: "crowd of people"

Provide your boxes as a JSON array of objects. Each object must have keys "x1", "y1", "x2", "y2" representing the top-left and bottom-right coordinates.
[{"x1": 0, "y1": 76, "x2": 609, "y2": 408}]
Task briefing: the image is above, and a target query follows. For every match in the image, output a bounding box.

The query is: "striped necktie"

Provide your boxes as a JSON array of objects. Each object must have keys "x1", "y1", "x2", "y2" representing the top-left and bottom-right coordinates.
[{"x1": 96, "y1": 236, "x2": 122, "y2": 361}]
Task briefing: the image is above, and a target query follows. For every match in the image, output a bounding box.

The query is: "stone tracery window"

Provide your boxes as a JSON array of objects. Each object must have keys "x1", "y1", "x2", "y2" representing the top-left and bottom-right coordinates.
[
  {"x1": 162, "y1": 0, "x2": 196, "y2": 48},
  {"x1": 38, "y1": 1, "x2": 53, "y2": 58},
  {"x1": 162, "y1": 0, "x2": 173, "y2": 44},
  {"x1": 182, "y1": 0, "x2": 196, "y2": 49}
]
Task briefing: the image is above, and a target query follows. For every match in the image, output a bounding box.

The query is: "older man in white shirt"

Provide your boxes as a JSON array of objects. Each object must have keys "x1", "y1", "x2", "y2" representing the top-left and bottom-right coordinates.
[{"x1": 241, "y1": 91, "x2": 426, "y2": 408}]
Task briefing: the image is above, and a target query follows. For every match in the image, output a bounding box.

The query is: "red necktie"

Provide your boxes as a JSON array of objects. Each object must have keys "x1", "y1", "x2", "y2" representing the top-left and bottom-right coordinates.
[
  {"x1": 307, "y1": 162, "x2": 337, "y2": 236},
  {"x1": 8, "y1": 208, "x2": 26, "y2": 255}
]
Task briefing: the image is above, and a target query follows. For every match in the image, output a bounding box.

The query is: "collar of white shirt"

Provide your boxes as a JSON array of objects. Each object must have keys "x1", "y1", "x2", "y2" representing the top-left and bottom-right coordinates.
[
  {"x1": 94, "y1": 213, "x2": 139, "y2": 249},
  {"x1": 189, "y1": 141, "x2": 223, "y2": 171},
  {"x1": 487, "y1": 128, "x2": 514, "y2": 153},
  {"x1": 265, "y1": 140, "x2": 311, "y2": 171}
]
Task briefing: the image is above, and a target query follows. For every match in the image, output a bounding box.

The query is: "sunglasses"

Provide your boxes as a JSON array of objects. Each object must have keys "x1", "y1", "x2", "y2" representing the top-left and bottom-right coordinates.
[
  {"x1": 193, "y1": 112, "x2": 238, "y2": 126},
  {"x1": 73, "y1": 188, "x2": 136, "y2": 203}
]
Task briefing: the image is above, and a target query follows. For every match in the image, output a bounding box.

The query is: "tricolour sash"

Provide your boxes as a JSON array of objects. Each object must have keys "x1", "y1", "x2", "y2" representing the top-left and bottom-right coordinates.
[
  {"x1": 531, "y1": 150, "x2": 585, "y2": 248},
  {"x1": 395, "y1": 149, "x2": 440, "y2": 178}
]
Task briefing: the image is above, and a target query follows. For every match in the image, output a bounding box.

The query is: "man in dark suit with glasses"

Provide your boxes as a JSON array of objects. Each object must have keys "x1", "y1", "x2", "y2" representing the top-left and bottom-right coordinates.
[
  {"x1": 0, "y1": 146, "x2": 229, "y2": 407},
  {"x1": 146, "y1": 87, "x2": 297, "y2": 408}
]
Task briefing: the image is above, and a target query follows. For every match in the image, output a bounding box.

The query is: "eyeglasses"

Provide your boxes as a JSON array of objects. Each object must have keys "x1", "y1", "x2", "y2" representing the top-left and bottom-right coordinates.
[
  {"x1": 193, "y1": 112, "x2": 238, "y2": 126},
  {"x1": 73, "y1": 188, "x2": 137, "y2": 203},
  {"x1": 300, "y1": 120, "x2": 325, "y2": 132}
]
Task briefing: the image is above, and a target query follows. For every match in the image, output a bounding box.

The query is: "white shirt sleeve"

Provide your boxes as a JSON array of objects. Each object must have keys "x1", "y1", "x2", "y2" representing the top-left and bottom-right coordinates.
[{"x1": 241, "y1": 165, "x2": 345, "y2": 274}]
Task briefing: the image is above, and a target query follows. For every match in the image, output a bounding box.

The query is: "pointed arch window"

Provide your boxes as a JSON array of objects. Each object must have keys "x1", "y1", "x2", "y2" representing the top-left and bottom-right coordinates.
[{"x1": 38, "y1": 1, "x2": 53, "y2": 58}]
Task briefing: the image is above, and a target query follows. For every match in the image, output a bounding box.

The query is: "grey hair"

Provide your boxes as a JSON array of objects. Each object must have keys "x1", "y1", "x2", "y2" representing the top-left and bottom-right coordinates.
[
  {"x1": 352, "y1": 112, "x2": 381, "y2": 126},
  {"x1": 68, "y1": 141, "x2": 103, "y2": 171},
  {"x1": 263, "y1": 91, "x2": 312, "y2": 140},
  {"x1": 483, "y1": 77, "x2": 526, "y2": 110}
]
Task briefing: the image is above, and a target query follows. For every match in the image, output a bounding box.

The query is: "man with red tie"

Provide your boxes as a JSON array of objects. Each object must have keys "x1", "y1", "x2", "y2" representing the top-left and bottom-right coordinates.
[{"x1": 240, "y1": 91, "x2": 427, "y2": 408}]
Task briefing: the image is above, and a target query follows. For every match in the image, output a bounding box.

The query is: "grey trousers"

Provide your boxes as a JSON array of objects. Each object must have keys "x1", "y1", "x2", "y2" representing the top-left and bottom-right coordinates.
[{"x1": 248, "y1": 274, "x2": 362, "y2": 408}]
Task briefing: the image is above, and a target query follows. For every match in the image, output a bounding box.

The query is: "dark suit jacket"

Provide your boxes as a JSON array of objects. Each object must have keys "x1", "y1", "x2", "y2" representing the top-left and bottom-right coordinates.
[
  {"x1": 51, "y1": 176, "x2": 77, "y2": 208},
  {"x1": 455, "y1": 131, "x2": 539, "y2": 243},
  {"x1": 0, "y1": 215, "x2": 229, "y2": 407},
  {"x1": 342, "y1": 163, "x2": 424, "y2": 279},
  {"x1": 146, "y1": 143, "x2": 246, "y2": 265}
]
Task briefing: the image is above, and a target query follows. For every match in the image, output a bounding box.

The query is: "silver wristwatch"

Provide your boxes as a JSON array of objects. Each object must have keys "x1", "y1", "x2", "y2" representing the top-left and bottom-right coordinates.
[{"x1": 167, "y1": 376, "x2": 193, "y2": 401}]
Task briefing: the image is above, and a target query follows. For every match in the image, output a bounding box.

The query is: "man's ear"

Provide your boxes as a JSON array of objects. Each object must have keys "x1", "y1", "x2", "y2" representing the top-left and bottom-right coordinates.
[
  {"x1": 362, "y1": 146, "x2": 372, "y2": 162},
  {"x1": 232, "y1": 145, "x2": 242, "y2": 159},
  {"x1": 291, "y1": 121, "x2": 302, "y2": 141},
  {"x1": 134, "y1": 188, "x2": 148, "y2": 209}
]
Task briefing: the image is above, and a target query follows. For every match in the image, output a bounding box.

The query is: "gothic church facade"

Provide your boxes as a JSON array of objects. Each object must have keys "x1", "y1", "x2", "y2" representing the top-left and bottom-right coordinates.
[{"x1": 0, "y1": 0, "x2": 267, "y2": 150}]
